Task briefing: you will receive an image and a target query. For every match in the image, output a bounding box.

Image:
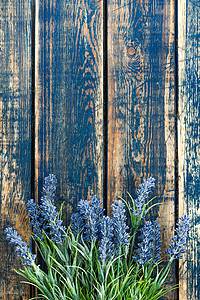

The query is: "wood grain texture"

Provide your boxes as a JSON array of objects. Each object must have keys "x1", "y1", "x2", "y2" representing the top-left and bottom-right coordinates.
[
  {"x1": 107, "y1": 0, "x2": 176, "y2": 298},
  {"x1": 0, "y1": 0, "x2": 32, "y2": 298},
  {"x1": 35, "y1": 0, "x2": 103, "y2": 223},
  {"x1": 178, "y1": 0, "x2": 200, "y2": 299}
]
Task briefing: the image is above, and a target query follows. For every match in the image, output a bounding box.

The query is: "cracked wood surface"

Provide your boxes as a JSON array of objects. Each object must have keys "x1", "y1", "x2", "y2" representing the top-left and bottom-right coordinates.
[
  {"x1": 35, "y1": 0, "x2": 104, "y2": 224},
  {"x1": 1, "y1": 0, "x2": 199, "y2": 298},
  {"x1": 0, "y1": 0, "x2": 32, "y2": 298},
  {"x1": 107, "y1": 0, "x2": 176, "y2": 298},
  {"x1": 178, "y1": 0, "x2": 200, "y2": 299}
]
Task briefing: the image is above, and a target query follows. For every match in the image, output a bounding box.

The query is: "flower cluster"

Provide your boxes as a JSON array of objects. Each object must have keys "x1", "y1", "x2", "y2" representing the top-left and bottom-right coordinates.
[
  {"x1": 26, "y1": 199, "x2": 43, "y2": 238},
  {"x1": 165, "y1": 214, "x2": 191, "y2": 259},
  {"x1": 98, "y1": 216, "x2": 115, "y2": 263},
  {"x1": 4, "y1": 175, "x2": 193, "y2": 300},
  {"x1": 4, "y1": 175, "x2": 191, "y2": 272},
  {"x1": 72, "y1": 198, "x2": 130, "y2": 261},
  {"x1": 5, "y1": 175, "x2": 66, "y2": 269},
  {"x1": 132, "y1": 177, "x2": 156, "y2": 217},
  {"x1": 133, "y1": 220, "x2": 161, "y2": 265},
  {"x1": 26, "y1": 174, "x2": 66, "y2": 244},
  {"x1": 4, "y1": 228, "x2": 36, "y2": 266},
  {"x1": 112, "y1": 200, "x2": 130, "y2": 248},
  {"x1": 71, "y1": 195, "x2": 104, "y2": 241}
]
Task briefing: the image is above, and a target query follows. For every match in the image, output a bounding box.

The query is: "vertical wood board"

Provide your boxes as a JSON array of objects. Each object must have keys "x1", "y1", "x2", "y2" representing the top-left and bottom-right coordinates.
[
  {"x1": 0, "y1": 0, "x2": 199, "y2": 298},
  {"x1": 0, "y1": 0, "x2": 32, "y2": 298},
  {"x1": 178, "y1": 0, "x2": 200, "y2": 299},
  {"x1": 107, "y1": 0, "x2": 176, "y2": 298},
  {"x1": 35, "y1": 0, "x2": 103, "y2": 224}
]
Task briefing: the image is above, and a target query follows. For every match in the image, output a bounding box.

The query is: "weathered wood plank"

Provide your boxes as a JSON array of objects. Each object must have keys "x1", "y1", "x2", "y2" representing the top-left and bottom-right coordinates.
[
  {"x1": 0, "y1": 0, "x2": 32, "y2": 298},
  {"x1": 107, "y1": 0, "x2": 176, "y2": 298},
  {"x1": 35, "y1": 0, "x2": 103, "y2": 223},
  {"x1": 178, "y1": 0, "x2": 200, "y2": 299}
]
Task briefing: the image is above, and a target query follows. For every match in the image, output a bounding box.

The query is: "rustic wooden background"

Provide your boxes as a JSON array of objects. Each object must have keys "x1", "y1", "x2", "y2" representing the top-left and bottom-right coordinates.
[{"x1": 0, "y1": 0, "x2": 199, "y2": 299}]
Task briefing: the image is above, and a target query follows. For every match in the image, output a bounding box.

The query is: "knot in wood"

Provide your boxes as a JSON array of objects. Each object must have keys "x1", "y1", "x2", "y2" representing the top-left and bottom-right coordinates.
[{"x1": 127, "y1": 46, "x2": 136, "y2": 58}]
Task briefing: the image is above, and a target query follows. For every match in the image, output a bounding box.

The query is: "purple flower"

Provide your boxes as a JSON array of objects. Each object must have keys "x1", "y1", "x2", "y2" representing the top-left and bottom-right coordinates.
[
  {"x1": 98, "y1": 216, "x2": 115, "y2": 262},
  {"x1": 42, "y1": 173, "x2": 57, "y2": 204},
  {"x1": 71, "y1": 195, "x2": 104, "y2": 241},
  {"x1": 165, "y1": 215, "x2": 191, "y2": 259},
  {"x1": 5, "y1": 227, "x2": 36, "y2": 266},
  {"x1": 133, "y1": 220, "x2": 161, "y2": 265},
  {"x1": 112, "y1": 200, "x2": 130, "y2": 250},
  {"x1": 27, "y1": 174, "x2": 66, "y2": 244},
  {"x1": 131, "y1": 177, "x2": 156, "y2": 218},
  {"x1": 26, "y1": 199, "x2": 43, "y2": 239},
  {"x1": 71, "y1": 212, "x2": 85, "y2": 239}
]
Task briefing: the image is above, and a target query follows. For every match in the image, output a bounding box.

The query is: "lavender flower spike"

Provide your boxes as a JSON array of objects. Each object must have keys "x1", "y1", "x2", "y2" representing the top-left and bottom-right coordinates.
[
  {"x1": 71, "y1": 195, "x2": 104, "y2": 241},
  {"x1": 165, "y1": 214, "x2": 191, "y2": 259},
  {"x1": 133, "y1": 220, "x2": 161, "y2": 265},
  {"x1": 40, "y1": 175, "x2": 66, "y2": 244},
  {"x1": 27, "y1": 174, "x2": 66, "y2": 244},
  {"x1": 5, "y1": 227, "x2": 36, "y2": 266},
  {"x1": 26, "y1": 199, "x2": 43, "y2": 239},
  {"x1": 131, "y1": 177, "x2": 156, "y2": 217},
  {"x1": 98, "y1": 216, "x2": 115, "y2": 263},
  {"x1": 71, "y1": 212, "x2": 85, "y2": 239},
  {"x1": 112, "y1": 200, "x2": 130, "y2": 249},
  {"x1": 42, "y1": 173, "x2": 57, "y2": 204}
]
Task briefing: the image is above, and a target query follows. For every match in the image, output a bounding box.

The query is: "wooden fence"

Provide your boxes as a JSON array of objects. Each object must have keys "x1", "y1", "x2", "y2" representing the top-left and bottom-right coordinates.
[{"x1": 0, "y1": 0, "x2": 199, "y2": 299}]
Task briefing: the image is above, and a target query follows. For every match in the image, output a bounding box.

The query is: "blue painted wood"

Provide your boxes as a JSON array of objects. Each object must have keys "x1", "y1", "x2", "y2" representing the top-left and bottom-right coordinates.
[
  {"x1": 107, "y1": 0, "x2": 176, "y2": 298},
  {"x1": 0, "y1": 0, "x2": 32, "y2": 298},
  {"x1": 1, "y1": 0, "x2": 198, "y2": 298},
  {"x1": 178, "y1": 0, "x2": 200, "y2": 299},
  {"x1": 35, "y1": 0, "x2": 103, "y2": 224}
]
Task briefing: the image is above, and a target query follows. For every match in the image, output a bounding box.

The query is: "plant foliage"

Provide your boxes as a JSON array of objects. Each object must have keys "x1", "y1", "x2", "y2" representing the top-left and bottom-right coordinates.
[{"x1": 5, "y1": 175, "x2": 191, "y2": 300}]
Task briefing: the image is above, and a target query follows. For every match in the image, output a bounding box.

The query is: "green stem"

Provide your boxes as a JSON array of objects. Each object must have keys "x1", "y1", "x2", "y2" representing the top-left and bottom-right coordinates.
[
  {"x1": 117, "y1": 244, "x2": 122, "y2": 279},
  {"x1": 128, "y1": 230, "x2": 137, "y2": 267},
  {"x1": 158, "y1": 256, "x2": 174, "y2": 285}
]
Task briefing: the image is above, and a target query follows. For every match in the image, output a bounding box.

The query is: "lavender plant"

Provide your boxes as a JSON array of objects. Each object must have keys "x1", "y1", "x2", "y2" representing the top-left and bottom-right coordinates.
[
  {"x1": 4, "y1": 227, "x2": 36, "y2": 266},
  {"x1": 165, "y1": 214, "x2": 191, "y2": 259},
  {"x1": 111, "y1": 200, "x2": 130, "y2": 249},
  {"x1": 133, "y1": 220, "x2": 161, "y2": 265},
  {"x1": 98, "y1": 216, "x2": 115, "y2": 264},
  {"x1": 26, "y1": 174, "x2": 66, "y2": 244},
  {"x1": 71, "y1": 195, "x2": 104, "y2": 241},
  {"x1": 5, "y1": 175, "x2": 191, "y2": 300},
  {"x1": 132, "y1": 177, "x2": 156, "y2": 217}
]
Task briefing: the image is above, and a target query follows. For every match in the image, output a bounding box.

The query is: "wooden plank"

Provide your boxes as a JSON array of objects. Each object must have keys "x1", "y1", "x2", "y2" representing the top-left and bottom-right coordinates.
[
  {"x1": 0, "y1": 0, "x2": 32, "y2": 298},
  {"x1": 178, "y1": 0, "x2": 200, "y2": 299},
  {"x1": 107, "y1": 0, "x2": 176, "y2": 298},
  {"x1": 35, "y1": 0, "x2": 103, "y2": 223}
]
